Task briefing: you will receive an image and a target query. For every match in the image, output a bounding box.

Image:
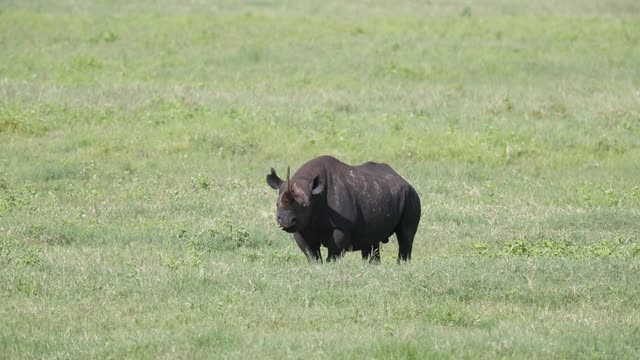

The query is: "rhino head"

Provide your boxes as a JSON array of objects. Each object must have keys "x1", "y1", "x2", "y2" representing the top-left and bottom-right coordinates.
[{"x1": 266, "y1": 166, "x2": 324, "y2": 233}]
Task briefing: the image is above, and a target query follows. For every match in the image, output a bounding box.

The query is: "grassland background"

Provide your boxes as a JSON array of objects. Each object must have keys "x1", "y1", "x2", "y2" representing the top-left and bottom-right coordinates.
[{"x1": 1, "y1": 0, "x2": 640, "y2": 358}]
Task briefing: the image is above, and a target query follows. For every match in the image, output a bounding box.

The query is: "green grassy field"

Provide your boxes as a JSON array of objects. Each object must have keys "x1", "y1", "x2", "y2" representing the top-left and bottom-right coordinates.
[{"x1": 2, "y1": 1, "x2": 640, "y2": 358}]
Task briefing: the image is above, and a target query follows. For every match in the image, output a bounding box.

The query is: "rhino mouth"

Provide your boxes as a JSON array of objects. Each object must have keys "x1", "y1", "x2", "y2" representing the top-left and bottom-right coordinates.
[
  {"x1": 279, "y1": 224, "x2": 298, "y2": 233},
  {"x1": 278, "y1": 216, "x2": 298, "y2": 233}
]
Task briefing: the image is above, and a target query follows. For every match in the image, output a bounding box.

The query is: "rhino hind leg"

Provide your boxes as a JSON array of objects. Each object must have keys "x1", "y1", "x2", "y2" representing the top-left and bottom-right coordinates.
[
  {"x1": 396, "y1": 226, "x2": 415, "y2": 262},
  {"x1": 396, "y1": 189, "x2": 421, "y2": 262}
]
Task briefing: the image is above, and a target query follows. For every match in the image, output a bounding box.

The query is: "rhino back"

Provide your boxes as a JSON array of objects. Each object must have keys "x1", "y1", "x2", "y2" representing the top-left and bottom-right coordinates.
[{"x1": 326, "y1": 160, "x2": 410, "y2": 239}]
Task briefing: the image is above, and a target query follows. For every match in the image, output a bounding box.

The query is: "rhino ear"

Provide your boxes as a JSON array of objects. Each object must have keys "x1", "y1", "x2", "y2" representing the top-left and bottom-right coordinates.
[
  {"x1": 266, "y1": 168, "x2": 283, "y2": 190},
  {"x1": 310, "y1": 175, "x2": 325, "y2": 195}
]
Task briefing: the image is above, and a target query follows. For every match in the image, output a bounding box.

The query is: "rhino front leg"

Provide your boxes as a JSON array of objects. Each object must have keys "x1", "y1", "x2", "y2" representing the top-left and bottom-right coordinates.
[
  {"x1": 326, "y1": 247, "x2": 345, "y2": 262},
  {"x1": 294, "y1": 233, "x2": 322, "y2": 263},
  {"x1": 361, "y1": 242, "x2": 381, "y2": 264}
]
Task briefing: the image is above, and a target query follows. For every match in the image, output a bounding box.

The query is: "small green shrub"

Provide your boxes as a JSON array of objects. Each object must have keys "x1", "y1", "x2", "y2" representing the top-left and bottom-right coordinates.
[
  {"x1": 0, "y1": 236, "x2": 42, "y2": 268},
  {"x1": 192, "y1": 173, "x2": 211, "y2": 190},
  {"x1": 207, "y1": 218, "x2": 251, "y2": 249},
  {"x1": 473, "y1": 234, "x2": 634, "y2": 259},
  {"x1": 508, "y1": 238, "x2": 614, "y2": 258}
]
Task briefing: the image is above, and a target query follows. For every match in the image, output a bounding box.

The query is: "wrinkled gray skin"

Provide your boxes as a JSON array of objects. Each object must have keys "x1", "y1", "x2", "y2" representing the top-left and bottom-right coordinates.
[{"x1": 266, "y1": 155, "x2": 421, "y2": 263}]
